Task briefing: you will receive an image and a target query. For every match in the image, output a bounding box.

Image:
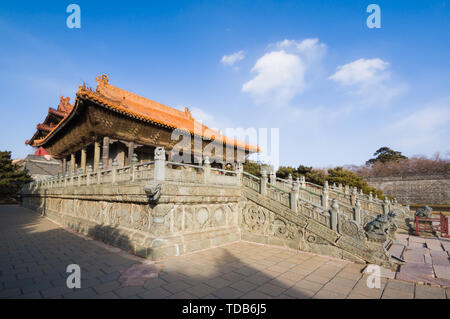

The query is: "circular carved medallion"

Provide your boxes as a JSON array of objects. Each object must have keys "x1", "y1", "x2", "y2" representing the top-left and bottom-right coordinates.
[{"x1": 196, "y1": 207, "x2": 209, "y2": 225}]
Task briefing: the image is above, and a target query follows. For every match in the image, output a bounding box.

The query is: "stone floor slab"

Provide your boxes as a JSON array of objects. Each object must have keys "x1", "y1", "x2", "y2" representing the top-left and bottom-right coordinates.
[{"x1": 1, "y1": 205, "x2": 449, "y2": 299}]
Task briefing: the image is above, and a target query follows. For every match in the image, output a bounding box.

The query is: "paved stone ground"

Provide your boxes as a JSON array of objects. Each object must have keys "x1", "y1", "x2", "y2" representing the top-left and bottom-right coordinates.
[
  {"x1": 391, "y1": 233, "x2": 450, "y2": 287},
  {"x1": 0, "y1": 205, "x2": 449, "y2": 299}
]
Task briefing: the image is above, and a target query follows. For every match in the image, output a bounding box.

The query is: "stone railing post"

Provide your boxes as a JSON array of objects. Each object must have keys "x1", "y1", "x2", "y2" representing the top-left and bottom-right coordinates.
[
  {"x1": 97, "y1": 161, "x2": 103, "y2": 184},
  {"x1": 154, "y1": 147, "x2": 166, "y2": 181},
  {"x1": 383, "y1": 197, "x2": 390, "y2": 214},
  {"x1": 287, "y1": 174, "x2": 293, "y2": 186},
  {"x1": 112, "y1": 159, "x2": 118, "y2": 183},
  {"x1": 321, "y1": 182, "x2": 329, "y2": 210},
  {"x1": 71, "y1": 170, "x2": 75, "y2": 185},
  {"x1": 290, "y1": 179, "x2": 299, "y2": 213},
  {"x1": 330, "y1": 199, "x2": 339, "y2": 232},
  {"x1": 203, "y1": 156, "x2": 211, "y2": 183},
  {"x1": 392, "y1": 198, "x2": 397, "y2": 208},
  {"x1": 260, "y1": 168, "x2": 268, "y2": 195},
  {"x1": 300, "y1": 175, "x2": 306, "y2": 189},
  {"x1": 87, "y1": 165, "x2": 92, "y2": 185},
  {"x1": 77, "y1": 168, "x2": 83, "y2": 186},
  {"x1": 351, "y1": 187, "x2": 357, "y2": 205},
  {"x1": 269, "y1": 169, "x2": 276, "y2": 185},
  {"x1": 131, "y1": 153, "x2": 138, "y2": 182},
  {"x1": 236, "y1": 161, "x2": 243, "y2": 185},
  {"x1": 354, "y1": 199, "x2": 361, "y2": 225},
  {"x1": 64, "y1": 172, "x2": 69, "y2": 188}
]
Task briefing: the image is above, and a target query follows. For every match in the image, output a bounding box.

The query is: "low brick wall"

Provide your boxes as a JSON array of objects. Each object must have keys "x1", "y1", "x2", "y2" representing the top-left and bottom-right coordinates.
[{"x1": 365, "y1": 175, "x2": 450, "y2": 205}]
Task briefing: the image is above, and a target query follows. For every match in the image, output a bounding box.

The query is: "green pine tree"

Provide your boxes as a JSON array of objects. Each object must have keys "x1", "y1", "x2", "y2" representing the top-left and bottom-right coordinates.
[
  {"x1": 366, "y1": 147, "x2": 407, "y2": 165},
  {"x1": 0, "y1": 151, "x2": 31, "y2": 203},
  {"x1": 242, "y1": 159, "x2": 271, "y2": 177}
]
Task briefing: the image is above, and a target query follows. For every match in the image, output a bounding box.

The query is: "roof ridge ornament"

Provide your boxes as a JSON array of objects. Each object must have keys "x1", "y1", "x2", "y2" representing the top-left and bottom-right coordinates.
[
  {"x1": 96, "y1": 74, "x2": 109, "y2": 87},
  {"x1": 184, "y1": 107, "x2": 192, "y2": 119},
  {"x1": 78, "y1": 82, "x2": 95, "y2": 94},
  {"x1": 57, "y1": 96, "x2": 72, "y2": 113}
]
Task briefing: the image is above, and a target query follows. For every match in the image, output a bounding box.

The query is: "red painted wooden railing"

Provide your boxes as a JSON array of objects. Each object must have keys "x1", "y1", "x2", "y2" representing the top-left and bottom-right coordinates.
[{"x1": 415, "y1": 213, "x2": 450, "y2": 238}]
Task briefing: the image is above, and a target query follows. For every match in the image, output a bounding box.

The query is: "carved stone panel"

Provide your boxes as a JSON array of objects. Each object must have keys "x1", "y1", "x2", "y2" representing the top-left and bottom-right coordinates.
[
  {"x1": 196, "y1": 207, "x2": 210, "y2": 228},
  {"x1": 243, "y1": 204, "x2": 267, "y2": 233}
]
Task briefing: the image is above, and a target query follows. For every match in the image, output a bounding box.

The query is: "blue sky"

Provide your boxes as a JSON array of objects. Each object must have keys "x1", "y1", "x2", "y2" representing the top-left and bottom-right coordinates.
[{"x1": 1, "y1": 0, "x2": 449, "y2": 168}]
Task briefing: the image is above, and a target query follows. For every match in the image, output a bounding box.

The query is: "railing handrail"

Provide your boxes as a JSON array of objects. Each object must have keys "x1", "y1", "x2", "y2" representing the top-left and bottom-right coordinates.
[
  {"x1": 242, "y1": 171, "x2": 260, "y2": 180},
  {"x1": 210, "y1": 167, "x2": 236, "y2": 174},
  {"x1": 305, "y1": 181, "x2": 323, "y2": 189},
  {"x1": 134, "y1": 161, "x2": 155, "y2": 168},
  {"x1": 166, "y1": 161, "x2": 204, "y2": 170},
  {"x1": 276, "y1": 177, "x2": 290, "y2": 183},
  {"x1": 299, "y1": 186, "x2": 321, "y2": 197},
  {"x1": 267, "y1": 182, "x2": 289, "y2": 194}
]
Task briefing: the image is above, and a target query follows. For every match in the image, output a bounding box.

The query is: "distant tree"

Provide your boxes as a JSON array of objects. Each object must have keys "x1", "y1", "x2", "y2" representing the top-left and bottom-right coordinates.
[
  {"x1": 306, "y1": 170, "x2": 327, "y2": 186},
  {"x1": 297, "y1": 165, "x2": 312, "y2": 176},
  {"x1": 242, "y1": 159, "x2": 271, "y2": 177},
  {"x1": 327, "y1": 167, "x2": 384, "y2": 198},
  {"x1": 0, "y1": 151, "x2": 31, "y2": 202},
  {"x1": 276, "y1": 166, "x2": 299, "y2": 179},
  {"x1": 355, "y1": 152, "x2": 450, "y2": 177},
  {"x1": 276, "y1": 165, "x2": 327, "y2": 186},
  {"x1": 366, "y1": 147, "x2": 407, "y2": 165}
]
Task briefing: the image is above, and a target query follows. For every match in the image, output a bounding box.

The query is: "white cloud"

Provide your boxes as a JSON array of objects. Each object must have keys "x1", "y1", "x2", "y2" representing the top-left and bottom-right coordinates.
[
  {"x1": 328, "y1": 58, "x2": 405, "y2": 105},
  {"x1": 329, "y1": 58, "x2": 388, "y2": 86},
  {"x1": 242, "y1": 50, "x2": 305, "y2": 106},
  {"x1": 242, "y1": 38, "x2": 326, "y2": 106},
  {"x1": 221, "y1": 50, "x2": 245, "y2": 66},
  {"x1": 275, "y1": 38, "x2": 326, "y2": 61}
]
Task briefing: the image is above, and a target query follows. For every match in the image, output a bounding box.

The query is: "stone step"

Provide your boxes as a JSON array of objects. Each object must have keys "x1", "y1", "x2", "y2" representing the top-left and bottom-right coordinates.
[{"x1": 388, "y1": 243, "x2": 405, "y2": 263}]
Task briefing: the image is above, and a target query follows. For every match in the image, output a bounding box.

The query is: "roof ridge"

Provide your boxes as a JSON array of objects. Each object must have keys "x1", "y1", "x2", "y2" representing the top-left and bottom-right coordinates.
[{"x1": 96, "y1": 75, "x2": 189, "y2": 120}]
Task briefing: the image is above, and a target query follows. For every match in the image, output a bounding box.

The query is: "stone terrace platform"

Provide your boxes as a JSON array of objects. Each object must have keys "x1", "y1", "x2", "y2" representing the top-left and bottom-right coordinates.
[{"x1": 0, "y1": 205, "x2": 448, "y2": 299}]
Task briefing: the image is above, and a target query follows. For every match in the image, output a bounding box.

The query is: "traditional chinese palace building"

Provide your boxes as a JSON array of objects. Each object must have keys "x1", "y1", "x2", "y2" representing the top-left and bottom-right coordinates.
[{"x1": 26, "y1": 75, "x2": 259, "y2": 175}]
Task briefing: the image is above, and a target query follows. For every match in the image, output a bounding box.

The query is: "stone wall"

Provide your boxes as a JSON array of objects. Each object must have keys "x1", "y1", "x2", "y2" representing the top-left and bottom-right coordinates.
[
  {"x1": 365, "y1": 175, "x2": 450, "y2": 205},
  {"x1": 22, "y1": 180, "x2": 242, "y2": 260}
]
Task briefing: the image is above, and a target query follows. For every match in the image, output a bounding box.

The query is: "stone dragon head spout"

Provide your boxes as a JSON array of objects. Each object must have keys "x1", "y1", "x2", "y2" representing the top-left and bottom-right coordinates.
[{"x1": 145, "y1": 181, "x2": 162, "y2": 205}]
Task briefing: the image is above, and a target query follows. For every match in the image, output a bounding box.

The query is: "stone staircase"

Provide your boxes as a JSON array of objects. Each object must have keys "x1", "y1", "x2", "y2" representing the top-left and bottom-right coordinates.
[{"x1": 241, "y1": 171, "x2": 414, "y2": 270}]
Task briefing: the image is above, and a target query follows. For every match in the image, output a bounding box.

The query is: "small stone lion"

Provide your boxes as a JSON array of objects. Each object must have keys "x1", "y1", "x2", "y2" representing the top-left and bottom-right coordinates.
[{"x1": 415, "y1": 205, "x2": 433, "y2": 218}]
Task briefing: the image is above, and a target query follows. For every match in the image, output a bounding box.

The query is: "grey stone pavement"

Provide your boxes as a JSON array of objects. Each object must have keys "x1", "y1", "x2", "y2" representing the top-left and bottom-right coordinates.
[
  {"x1": 0, "y1": 205, "x2": 449, "y2": 299},
  {"x1": 390, "y1": 233, "x2": 450, "y2": 287}
]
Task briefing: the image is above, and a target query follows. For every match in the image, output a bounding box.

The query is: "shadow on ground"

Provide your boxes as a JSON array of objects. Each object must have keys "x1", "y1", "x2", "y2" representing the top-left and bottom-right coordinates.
[{"x1": 1, "y1": 204, "x2": 422, "y2": 299}]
